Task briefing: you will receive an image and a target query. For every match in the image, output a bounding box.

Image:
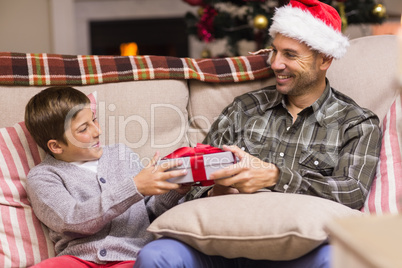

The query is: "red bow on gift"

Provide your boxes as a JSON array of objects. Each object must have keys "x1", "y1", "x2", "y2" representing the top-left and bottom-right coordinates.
[{"x1": 162, "y1": 143, "x2": 231, "y2": 186}]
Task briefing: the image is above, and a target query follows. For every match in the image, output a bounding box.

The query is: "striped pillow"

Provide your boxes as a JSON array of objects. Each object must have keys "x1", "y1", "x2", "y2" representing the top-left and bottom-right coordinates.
[
  {"x1": 362, "y1": 93, "x2": 402, "y2": 214},
  {"x1": 0, "y1": 91, "x2": 97, "y2": 267},
  {"x1": 0, "y1": 122, "x2": 54, "y2": 267}
]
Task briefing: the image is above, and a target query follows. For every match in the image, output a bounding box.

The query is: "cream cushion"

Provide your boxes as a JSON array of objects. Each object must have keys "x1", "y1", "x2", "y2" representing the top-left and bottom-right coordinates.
[
  {"x1": 148, "y1": 192, "x2": 362, "y2": 260},
  {"x1": 187, "y1": 78, "x2": 275, "y2": 144},
  {"x1": 91, "y1": 80, "x2": 190, "y2": 161},
  {"x1": 2, "y1": 80, "x2": 190, "y2": 161},
  {"x1": 327, "y1": 35, "x2": 398, "y2": 125}
]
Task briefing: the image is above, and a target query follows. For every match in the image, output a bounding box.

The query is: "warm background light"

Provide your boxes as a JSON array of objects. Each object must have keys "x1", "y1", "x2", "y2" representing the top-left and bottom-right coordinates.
[{"x1": 120, "y1": 42, "x2": 138, "y2": 56}]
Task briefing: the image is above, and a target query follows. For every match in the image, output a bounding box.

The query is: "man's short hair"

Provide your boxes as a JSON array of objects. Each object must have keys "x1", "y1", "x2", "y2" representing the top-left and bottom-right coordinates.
[{"x1": 24, "y1": 87, "x2": 90, "y2": 154}]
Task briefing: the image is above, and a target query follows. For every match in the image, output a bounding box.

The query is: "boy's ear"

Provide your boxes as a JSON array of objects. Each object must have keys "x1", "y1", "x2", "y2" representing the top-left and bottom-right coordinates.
[{"x1": 47, "y1": 139, "x2": 63, "y2": 155}]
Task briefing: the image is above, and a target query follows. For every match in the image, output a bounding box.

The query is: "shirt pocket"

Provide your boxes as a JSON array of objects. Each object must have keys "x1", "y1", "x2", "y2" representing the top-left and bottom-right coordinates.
[
  {"x1": 242, "y1": 135, "x2": 275, "y2": 162},
  {"x1": 298, "y1": 150, "x2": 336, "y2": 176},
  {"x1": 243, "y1": 135, "x2": 264, "y2": 156}
]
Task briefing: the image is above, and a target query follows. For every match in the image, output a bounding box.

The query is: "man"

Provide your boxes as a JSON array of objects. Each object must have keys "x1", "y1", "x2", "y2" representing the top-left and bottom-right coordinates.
[
  {"x1": 194, "y1": 0, "x2": 379, "y2": 210},
  {"x1": 134, "y1": 0, "x2": 381, "y2": 267}
]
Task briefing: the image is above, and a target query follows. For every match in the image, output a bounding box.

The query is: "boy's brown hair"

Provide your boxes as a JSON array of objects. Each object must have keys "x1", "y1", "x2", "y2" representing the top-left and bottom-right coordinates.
[{"x1": 25, "y1": 87, "x2": 90, "y2": 155}]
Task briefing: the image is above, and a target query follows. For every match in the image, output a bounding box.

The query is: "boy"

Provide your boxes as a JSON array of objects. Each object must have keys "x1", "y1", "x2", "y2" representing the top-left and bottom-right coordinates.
[{"x1": 25, "y1": 87, "x2": 190, "y2": 267}]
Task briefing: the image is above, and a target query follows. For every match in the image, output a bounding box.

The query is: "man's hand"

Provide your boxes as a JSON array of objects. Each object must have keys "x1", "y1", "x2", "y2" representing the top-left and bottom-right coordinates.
[
  {"x1": 133, "y1": 151, "x2": 188, "y2": 196},
  {"x1": 209, "y1": 145, "x2": 279, "y2": 194}
]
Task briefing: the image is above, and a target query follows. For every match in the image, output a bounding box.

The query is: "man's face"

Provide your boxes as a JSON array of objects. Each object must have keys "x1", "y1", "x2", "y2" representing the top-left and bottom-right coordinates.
[
  {"x1": 270, "y1": 34, "x2": 324, "y2": 96},
  {"x1": 55, "y1": 106, "x2": 103, "y2": 163}
]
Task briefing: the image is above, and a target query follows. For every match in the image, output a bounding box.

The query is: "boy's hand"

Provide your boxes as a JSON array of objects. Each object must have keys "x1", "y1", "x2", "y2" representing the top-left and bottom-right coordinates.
[{"x1": 133, "y1": 151, "x2": 188, "y2": 196}]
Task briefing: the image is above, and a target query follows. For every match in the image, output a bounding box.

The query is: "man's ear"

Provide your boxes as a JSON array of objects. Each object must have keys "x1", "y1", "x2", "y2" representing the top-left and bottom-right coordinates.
[
  {"x1": 320, "y1": 55, "x2": 333, "y2": 71},
  {"x1": 47, "y1": 139, "x2": 63, "y2": 155}
]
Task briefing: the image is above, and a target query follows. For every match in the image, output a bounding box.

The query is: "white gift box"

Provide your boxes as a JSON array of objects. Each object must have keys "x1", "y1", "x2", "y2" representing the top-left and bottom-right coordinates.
[{"x1": 158, "y1": 151, "x2": 236, "y2": 184}]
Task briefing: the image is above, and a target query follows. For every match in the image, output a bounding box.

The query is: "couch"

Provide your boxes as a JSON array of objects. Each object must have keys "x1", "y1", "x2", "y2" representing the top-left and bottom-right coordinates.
[{"x1": 0, "y1": 34, "x2": 400, "y2": 267}]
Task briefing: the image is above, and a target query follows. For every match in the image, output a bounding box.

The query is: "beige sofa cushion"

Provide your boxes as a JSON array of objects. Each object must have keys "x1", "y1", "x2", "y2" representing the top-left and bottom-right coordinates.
[
  {"x1": 187, "y1": 78, "x2": 275, "y2": 145},
  {"x1": 148, "y1": 192, "x2": 362, "y2": 261},
  {"x1": 327, "y1": 35, "x2": 398, "y2": 125},
  {"x1": 0, "y1": 86, "x2": 46, "y2": 128},
  {"x1": 1, "y1": 80, "x2": 190, "y2": 161},
  {"x1": 92, "y1": 80, "x2": 190, "y2": 161}
]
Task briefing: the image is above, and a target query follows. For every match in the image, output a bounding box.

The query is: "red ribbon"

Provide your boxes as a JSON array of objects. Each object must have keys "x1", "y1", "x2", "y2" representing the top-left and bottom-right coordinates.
[{"x1": 162, "y1": 143, "x2": 226, "y2": 186}]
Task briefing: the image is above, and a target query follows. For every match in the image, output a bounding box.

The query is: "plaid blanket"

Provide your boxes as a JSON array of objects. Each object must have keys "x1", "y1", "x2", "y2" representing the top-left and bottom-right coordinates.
[{"x1": 0, "y1": 52, "x2": 272, "y2": 86}]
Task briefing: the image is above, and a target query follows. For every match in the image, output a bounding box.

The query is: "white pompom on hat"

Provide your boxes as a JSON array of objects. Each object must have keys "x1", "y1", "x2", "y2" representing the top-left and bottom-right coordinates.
[{"x1": 269, "y1": 0, "x2": 349, "y2": 59}]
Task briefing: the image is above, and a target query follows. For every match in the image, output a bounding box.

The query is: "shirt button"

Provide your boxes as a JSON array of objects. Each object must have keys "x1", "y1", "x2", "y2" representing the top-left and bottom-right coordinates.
[
  {"x1": 100, "y1": 249, "x2": 107, "y2": 257},
  {"x1": 283, "y1": 184, "x2": 289, "y2": 190},
  {"x1": 314, "y1": 161, "x2": 319, "y2": 166},
  {"x1": 99, "y1": 177, "x2": 106, "y2": 183},
  {"x1": 279, "y1": 152, "x2": 284, "y2": 157}
]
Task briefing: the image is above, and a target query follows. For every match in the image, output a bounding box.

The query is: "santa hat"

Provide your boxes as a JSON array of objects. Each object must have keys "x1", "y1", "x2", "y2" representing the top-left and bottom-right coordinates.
[{"x1": 269, "y1": 0, "x2": 349, "y2": 59}]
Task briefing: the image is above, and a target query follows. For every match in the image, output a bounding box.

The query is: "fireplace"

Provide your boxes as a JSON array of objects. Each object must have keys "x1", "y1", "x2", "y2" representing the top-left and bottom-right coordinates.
[{"x1": 90, "y1": 17, "x2": 189, "y2": 57}]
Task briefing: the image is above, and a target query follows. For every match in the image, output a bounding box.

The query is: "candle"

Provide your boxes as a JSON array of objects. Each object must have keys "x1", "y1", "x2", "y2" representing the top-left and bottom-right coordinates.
[{"x1": 398, "y1": 16, "x2": 402, "y2": 85}]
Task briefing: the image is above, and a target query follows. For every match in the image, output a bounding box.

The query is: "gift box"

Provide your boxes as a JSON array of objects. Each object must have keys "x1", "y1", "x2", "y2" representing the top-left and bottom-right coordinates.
[{"x1": 158, "y1": 144, "x2": 236, "y2": 185}]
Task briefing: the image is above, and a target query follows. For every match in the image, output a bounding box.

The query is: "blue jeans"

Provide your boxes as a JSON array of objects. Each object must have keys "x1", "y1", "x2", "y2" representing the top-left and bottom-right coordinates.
[{"x1": 134, "y1": 237, "x2": 331, "y2": 268}]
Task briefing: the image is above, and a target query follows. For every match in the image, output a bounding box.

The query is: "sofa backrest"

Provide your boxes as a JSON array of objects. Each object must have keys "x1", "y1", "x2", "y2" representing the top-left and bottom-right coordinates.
[
  {"x1": 0, "y1": 54, "x2": 271, "y2": 161},
  {"x1": 85, "y1": 80, "x2": 190, "y2": 162},
  {"x1": 187, "y1": 78, "x2": 275, "y2": 145},
  {"x1": 0, "y1": 80, "x2": 190, "y2": 162},
  {"x1": 326, "y1": 34, "x2": 398, "y2": 126}
]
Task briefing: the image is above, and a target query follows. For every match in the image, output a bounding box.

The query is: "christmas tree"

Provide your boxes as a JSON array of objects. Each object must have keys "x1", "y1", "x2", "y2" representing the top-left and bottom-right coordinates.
[{"x1": 183, "y1": 0, "x2": 387, "y2": 56}]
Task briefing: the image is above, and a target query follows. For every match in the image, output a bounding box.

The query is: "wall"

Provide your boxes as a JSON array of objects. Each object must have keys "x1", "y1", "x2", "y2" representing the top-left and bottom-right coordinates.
[
  {"x1": 0, "y1": 0, "x2": 197, "y2": 55},
  {"x1": 0, "y1": 0, "x2": 401, "y2": 56},
  {"x1": 384, "y1": 0, "x2": 402, "y2": 17},
  {"x1": 0, "y1": 0, "x2": 52, "y2": 53},
  {"x1": 50, "y1": 0, "x2": 76, "y2": 55}
]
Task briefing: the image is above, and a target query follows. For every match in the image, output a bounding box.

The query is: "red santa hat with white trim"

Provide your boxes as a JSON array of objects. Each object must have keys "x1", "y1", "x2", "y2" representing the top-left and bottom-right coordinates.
[{"x1": 269, "y1": 0, "x2": 349, "y2": 59}]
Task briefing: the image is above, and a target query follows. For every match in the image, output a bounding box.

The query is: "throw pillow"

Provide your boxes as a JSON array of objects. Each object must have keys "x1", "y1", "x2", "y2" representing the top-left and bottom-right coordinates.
[
  {"x1": 148, "y1": 192, "x2": 361, "y2": 261},
  {"x1": 362, "y1": 93, "x2": 402, "y2": 214},
  {"x1": 0, "y1": 91, "x2": 96, "y2": 267},
  {"x1": 0, "y1": 122, "x2": 52, "y2": 267}
]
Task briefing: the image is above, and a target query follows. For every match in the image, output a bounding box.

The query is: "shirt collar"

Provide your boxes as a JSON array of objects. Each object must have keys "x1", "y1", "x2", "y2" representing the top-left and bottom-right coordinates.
[
  {"x1": 265, "y1": 79, "x2": 332, "y2": 126},
  {"x1": 311, "y1": 79, "x2": 332, "y2": 126}
]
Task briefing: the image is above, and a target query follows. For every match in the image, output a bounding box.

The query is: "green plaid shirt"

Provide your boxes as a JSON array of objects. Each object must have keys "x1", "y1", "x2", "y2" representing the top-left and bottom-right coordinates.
[{"x1": 189, "y1": 81, "x2": 381, "y2": 209}]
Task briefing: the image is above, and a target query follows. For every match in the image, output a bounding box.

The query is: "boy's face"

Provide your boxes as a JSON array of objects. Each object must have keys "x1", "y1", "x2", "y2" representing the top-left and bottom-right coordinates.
[{"x1": 53, "y1": 106, "x2": 103, "y2": 162}]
